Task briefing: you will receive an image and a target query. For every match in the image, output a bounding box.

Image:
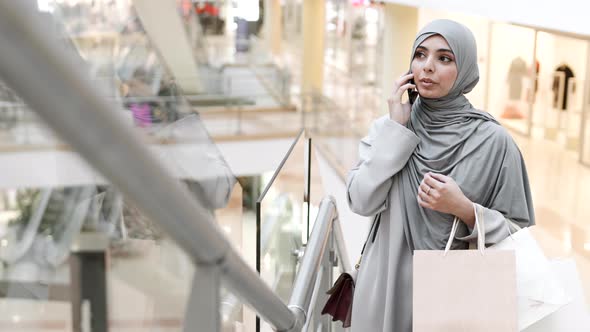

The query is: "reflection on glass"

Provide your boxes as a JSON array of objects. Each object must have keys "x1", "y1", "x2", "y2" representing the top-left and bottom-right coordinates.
[
  {"x1": 257, "y1": 130, "x2": 308, "y2": 331},
  {"x1": 0, "y1": 80, "x2": 244, "y2": 332},
  {"x1": 0, "y1": 186, "x2": 108, "y2": 283}
]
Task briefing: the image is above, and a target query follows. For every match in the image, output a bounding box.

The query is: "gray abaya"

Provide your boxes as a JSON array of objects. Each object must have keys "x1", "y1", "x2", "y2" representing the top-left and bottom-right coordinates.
[{"x1": 347, "y1": 116, "x2": 522, "y2": 331}]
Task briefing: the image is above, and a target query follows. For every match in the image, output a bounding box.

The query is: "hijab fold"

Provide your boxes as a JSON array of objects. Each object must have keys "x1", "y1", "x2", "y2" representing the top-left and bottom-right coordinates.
[{"x1": 398, "y1": 19, "x2": 535, "y2": 251}]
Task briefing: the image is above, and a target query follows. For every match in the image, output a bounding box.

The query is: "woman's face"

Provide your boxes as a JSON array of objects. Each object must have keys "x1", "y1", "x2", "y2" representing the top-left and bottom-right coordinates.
[{"x1": 410, "y1": 35, "x2": 458, "y2": 99}]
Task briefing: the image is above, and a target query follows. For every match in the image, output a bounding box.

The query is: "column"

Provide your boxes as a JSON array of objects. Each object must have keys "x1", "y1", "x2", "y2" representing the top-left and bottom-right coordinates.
[
  {"x1": 133, "y1": 0, "x2": 202, "y2": 93},
  {"x1": 301, "y1": 0, "x2": 325, "y2": 95},
  {"x1": 270, "y1": 0, "x2": 283, "y2": 55},
  {"x1": 379, "y1": 4, "x2": 419, "y2": 113}
]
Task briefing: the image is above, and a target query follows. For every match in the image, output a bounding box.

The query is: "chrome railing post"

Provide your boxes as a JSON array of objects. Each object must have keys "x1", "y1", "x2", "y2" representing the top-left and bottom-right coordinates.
[
  {"x1": 184, "y1": 264, "x2": 221, "y2": 332},
  {"x1": 317, "y1": 232, "x2": 333, "y2": 332},
  {"x1": 326, "y1": 233, "x2": 335, "y2": 332},
  {"x1": 287, "y1": 197, "x2": 337, "y2": 332},
  {"x1": 302, "y1": 266, "x2": 323, "y2": 332}
]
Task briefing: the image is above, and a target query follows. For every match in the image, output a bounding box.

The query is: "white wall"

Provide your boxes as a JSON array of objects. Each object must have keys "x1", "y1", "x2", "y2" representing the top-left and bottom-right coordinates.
[{"x1": 386, "y1": 0, "x2": 590, "y2": 37}]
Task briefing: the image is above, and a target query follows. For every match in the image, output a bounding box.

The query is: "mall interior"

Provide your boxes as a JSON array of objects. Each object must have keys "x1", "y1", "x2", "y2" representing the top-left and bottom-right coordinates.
[{"x1": 0, "y1": 0, "x2": 588, "y2": 331}]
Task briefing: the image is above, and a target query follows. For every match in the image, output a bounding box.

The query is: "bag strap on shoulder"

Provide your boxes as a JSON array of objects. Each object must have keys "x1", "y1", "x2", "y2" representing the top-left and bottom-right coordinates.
[{"x1": 355, "y1": 213, "x2": 381, "y2": 269}]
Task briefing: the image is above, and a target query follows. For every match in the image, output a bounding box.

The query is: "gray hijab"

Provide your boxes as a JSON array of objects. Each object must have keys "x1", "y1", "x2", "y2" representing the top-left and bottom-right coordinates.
[{"x1": 398, "y1": 19, "x2": 535, "y2": 251}]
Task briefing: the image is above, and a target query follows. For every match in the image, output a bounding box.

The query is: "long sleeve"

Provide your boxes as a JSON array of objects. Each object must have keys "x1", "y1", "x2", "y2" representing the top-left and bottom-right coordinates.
[
  {"x1": 455, "y1": 203, "x2": 517, "y2": 246},
  {"x1": 347, "y1": 116, "x2": 420, "y2": 216}
]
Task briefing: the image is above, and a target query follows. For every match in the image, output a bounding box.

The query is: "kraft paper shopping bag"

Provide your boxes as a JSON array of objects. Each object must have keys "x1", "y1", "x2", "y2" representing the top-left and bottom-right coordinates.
[{"x1": 413, "y1": 205, "x2": 518, "y2": 332}]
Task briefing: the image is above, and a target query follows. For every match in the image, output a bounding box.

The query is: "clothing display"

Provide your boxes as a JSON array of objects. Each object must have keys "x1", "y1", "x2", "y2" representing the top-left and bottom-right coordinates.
[
  {"x1": 534, "y1": 60, "x2": 540, "y2": 93},
  {"x1": 501, "y1": 103, "x2": 525, "y2": 119},
  {"x1": 346, "y1": 20, "x2": 535, "y2": 331},
  {"x1": 507, "y1": 57, "x2": 528, "y2": 100},
  {"x1": 552, "y1": 64, "x2": 575, "y2": 110}
]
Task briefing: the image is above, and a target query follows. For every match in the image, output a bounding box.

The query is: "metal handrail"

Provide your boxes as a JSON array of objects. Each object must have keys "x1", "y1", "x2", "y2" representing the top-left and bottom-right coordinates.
[
  {"x1": 287, "y1": 197, "x2": 338, "y2": 330},
  {"x1": 0, "y1": 3, "x2": 350, "y2": 331}
]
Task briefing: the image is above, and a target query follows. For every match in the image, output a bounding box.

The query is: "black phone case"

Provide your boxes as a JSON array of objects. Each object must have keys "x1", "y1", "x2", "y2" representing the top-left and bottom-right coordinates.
[{"x1": 408, "y1": 78, "x2": 418, "y2": 104}]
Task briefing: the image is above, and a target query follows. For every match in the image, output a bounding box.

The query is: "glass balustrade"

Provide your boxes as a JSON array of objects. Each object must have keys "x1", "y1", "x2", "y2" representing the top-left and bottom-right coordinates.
[{"x1": 256, "y1": 128, "x2": 322, "y2": 331}]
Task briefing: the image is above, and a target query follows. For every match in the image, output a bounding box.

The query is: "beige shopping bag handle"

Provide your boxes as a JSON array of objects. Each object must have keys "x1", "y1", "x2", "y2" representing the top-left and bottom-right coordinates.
[
  {"x1": 506, "y1": 219, "x2": 522, "y2": 235},
  {"x1": 444, "y1": 203, "x2": 485, "y2": 256},
  {"x1": 503, "y1": 218, "x2": 523, "y2": 243}
]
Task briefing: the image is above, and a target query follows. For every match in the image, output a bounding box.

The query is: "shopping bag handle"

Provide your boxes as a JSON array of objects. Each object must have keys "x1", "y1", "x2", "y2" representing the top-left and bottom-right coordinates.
[
  {"x1": 444, "y1": 203, "x2": 485, "y2": 256},
  {"x1": 501, "y1": 218, "x2": 523, "y2": 243}
]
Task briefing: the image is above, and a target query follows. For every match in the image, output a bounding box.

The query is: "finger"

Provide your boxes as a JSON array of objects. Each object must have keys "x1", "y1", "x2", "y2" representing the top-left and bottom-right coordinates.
[
  {"x1": 424, "y1": 174, "x2": 443, "y2": 189},
  {"x1": 397, "y1": 72, "x2": 415, "y2": 82},
  {"x1": 419, "y1": 182, "x2": 431, "y2": 194},
  {"x1": 427, "y1": 172, "x2": 448, "y2": 184},
  {"x1": 400, "y1": 82, "x2": 417, "y2": 91},
  {"x1": 393, "y1": 73, "x2": 414, "y2": 91},
  {"x1": 393, "y1": 83, "x2": 416, "y2": 101},
  {"x1": 418, "y1": 190, "x2": 433, "y2": 204},
  {"x1": 428, "y1": 188, "x2": 440, "y2": 200},
  {"x1": 417, "y1": 194, "x2": 432, "y2": 209}
]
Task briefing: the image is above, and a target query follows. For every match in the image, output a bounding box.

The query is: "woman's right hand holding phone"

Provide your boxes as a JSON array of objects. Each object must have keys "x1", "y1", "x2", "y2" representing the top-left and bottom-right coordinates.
[{"x1": 387, "y1": 72, "x2": 416, "y2": 125}]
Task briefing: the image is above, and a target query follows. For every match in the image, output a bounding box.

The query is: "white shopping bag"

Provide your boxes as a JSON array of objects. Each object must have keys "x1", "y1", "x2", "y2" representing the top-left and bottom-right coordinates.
[
  {"x1": 490, "y1": 224, "x2": 571, "y2": 330},
  {"x1": 523, "y1": 259, "x2": 590, "y2": 332}
]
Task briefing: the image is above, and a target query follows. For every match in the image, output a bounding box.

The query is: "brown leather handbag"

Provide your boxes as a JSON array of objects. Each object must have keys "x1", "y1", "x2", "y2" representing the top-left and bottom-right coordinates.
[{"x1": 321, "y1": 213, "x2": 381, "y2": 328}]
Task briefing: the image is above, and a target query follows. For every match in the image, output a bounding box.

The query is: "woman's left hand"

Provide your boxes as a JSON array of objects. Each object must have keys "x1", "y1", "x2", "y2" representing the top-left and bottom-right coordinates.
[{"x1": 417, "y1": 172, "x2": 475, "y2": 227}]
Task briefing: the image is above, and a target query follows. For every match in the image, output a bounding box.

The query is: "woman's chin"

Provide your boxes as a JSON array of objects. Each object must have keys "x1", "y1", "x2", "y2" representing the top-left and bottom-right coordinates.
[{"x1": 418, "y1": 91, "x2": 445, "y2": 100}]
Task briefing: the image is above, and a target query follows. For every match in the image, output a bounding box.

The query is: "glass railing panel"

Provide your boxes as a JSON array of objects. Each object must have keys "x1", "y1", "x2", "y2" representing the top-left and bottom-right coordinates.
[
  {"x1": 302, "y1": 93, "x2": 364, "y2": 181},
  {"x1": 306, "y1": 137, "x2": 327, "y2": 237},
  {"x1": 0, "y1": 186, "x2": 104, "y2": 272},
  {"x1": 256, "y1": 129, "x2": 310, "y2": 331},
  {"x1": 0, "y1": 81, "x2": 249, "y2": 332}
]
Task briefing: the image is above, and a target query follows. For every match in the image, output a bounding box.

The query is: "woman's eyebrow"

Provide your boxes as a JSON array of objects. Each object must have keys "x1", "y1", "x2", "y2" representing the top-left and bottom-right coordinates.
[{"x1": 416, "y1": 45, "x2": 454, "y2": 54}]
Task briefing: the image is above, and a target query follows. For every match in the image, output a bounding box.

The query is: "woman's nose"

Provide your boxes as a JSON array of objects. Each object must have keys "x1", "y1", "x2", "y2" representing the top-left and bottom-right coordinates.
[{"x1": 422, "y1": 56, "x2": 435, "y2": 72}]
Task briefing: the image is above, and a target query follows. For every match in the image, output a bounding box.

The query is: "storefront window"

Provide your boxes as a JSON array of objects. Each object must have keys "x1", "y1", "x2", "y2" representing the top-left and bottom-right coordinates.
[
  {"x1": 325, "y1": 0, "x2": 348, "y2": 71},
  {"x1": 580, "y1": 41, "x2": 590, "y2": 166},
  {"x1": 534, "y1": 32, "x2": 589, "y2": 151},
  {"x1": 282, "y1": 0, "x2": 302, "y2": 42},
  {"x1": 323, "y1": 0, "x2": 381, "y2": 84},
  {"x1": 487, "y1": 23, "x2": 536, "y2": 136},
  {"x1": 349, "y1": 4, "x2": 380, "y2": 84}
]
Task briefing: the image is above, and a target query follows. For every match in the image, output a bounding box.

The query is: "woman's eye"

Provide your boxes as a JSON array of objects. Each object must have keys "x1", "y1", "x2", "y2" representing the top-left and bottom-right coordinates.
[
  {"x1": 414, "y1": 52, "x2": 426, "y2": 58},
  {"x1": 440, "y1": 56, "x2": 453, "y2": 62}
]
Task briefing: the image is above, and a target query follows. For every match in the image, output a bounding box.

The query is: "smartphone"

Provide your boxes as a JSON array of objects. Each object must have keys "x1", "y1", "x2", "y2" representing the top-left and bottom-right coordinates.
[{"x1": 407, "y1": 72, "x2": 418, "y2": 104}]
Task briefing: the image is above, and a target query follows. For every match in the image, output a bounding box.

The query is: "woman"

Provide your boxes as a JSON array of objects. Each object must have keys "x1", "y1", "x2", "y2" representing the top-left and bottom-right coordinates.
[{"x1": 346, "y1": 19, "x2": 535, "y2": 331}]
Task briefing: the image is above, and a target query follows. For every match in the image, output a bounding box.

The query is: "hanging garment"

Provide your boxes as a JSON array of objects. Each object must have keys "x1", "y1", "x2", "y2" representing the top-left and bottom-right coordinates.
[
  {"x1": 507, "y1": 57, "x2": 528, "y2": 101},
  {"x1": 552, "y1": 64, "x2": 575, "y2": 110}
]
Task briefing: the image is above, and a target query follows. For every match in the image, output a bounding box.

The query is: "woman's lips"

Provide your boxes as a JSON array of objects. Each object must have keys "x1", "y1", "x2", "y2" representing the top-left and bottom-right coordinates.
[{"x1": 419, "y1": 78, "x2": 436, "y2": 88}]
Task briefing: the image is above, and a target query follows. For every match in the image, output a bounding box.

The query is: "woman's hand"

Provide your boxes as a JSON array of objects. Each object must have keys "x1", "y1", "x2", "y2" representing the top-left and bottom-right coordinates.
[
  {"x1": 387, "y1": 72, "x2": 416, "y2": 125},
  {"x1": 417, "y1": 172, "x2": 476, "y2": 228}
]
